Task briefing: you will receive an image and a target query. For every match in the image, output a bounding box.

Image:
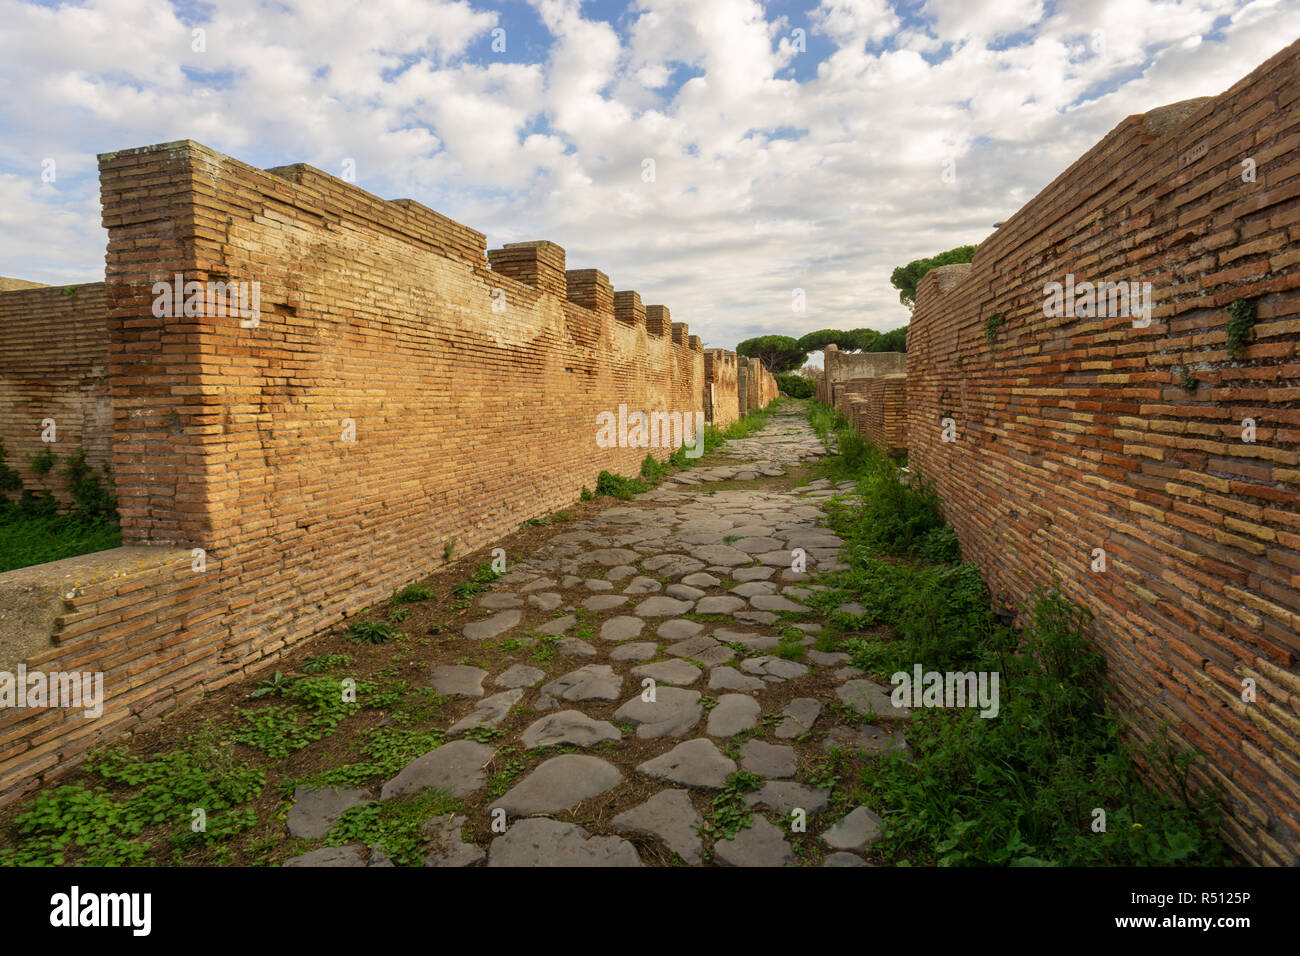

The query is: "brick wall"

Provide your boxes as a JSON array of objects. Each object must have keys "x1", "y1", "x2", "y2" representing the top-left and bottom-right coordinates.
[
  {"x1": 0, "y1": 138, "x2": 752, "y2": 803},
  {"x1": 839, "y1": 374, "x2": 907, "y2": 455},
  {"x1": 705, "y1": 349, "x2": 740, "y2": 426},
  {"x1": 818, "y1": 346, "x2": 906, "y2": 403},
  {"x1": 907, "y1": 40, "x2": 1300, "y2": 863},
  {"x1": 0, "y1": 282, "x2": 111, "y2": 503}
]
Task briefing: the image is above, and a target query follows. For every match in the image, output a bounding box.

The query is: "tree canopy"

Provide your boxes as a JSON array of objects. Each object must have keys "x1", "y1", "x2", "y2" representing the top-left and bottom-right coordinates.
[
  {"x1": 795, "y1": 327, "x2": 905, "y2": 354},
  {"x1": 889, "y1": 244, "x2": 976, "y2": 309},
  {"x1": 735, "y1": 335, "x2": 808, "y2": 373}
]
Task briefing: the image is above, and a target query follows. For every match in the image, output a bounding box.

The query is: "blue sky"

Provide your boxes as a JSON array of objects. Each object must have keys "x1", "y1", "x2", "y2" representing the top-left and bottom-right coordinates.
[{"x1": 1, "y1": 0, "x2": 1296, "y2": 355}]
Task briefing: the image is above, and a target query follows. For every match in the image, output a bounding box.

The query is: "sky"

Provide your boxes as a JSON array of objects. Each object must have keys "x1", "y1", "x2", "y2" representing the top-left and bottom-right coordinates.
[{"x1": 1, "y1": 0, "x2": 1297, "y2": 353}]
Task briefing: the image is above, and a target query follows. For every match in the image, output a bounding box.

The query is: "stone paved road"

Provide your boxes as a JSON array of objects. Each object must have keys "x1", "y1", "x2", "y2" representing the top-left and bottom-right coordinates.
[{"x1": 285, "y1": 403, "x2": 906, "y2": 867}]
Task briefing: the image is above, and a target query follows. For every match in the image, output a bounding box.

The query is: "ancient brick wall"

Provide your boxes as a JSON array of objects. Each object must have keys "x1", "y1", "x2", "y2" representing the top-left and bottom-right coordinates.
[
  {"x1": 907, "y1": 40, "x2": 1300, "y2": 863},
  {"x1": 839, "y1": 374, "x2": 907, "y2": 455},
  {"x1": 0, "y1": 282, "x2": 111, "y2": 503},
  {"x1": 705, "y1": 349, "x2": 740, "y2": 427},
  {"x1": 0, "y1": 137, "x2": 728, "y2": 803},
  {"x1": 819, "y1": 346, "x2": 905, "y2": 404}
]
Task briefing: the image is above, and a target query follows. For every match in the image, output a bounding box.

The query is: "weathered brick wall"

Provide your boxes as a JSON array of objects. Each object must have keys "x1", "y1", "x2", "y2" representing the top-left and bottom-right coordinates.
[
  {"x1": 819, "y1": 346, "x2": 905, "y2": 404},
  {"x1": 0, "y1": 137, "x2": 724, "y2": 803},
  {"x1": 839, "y1": 374, "x2": 907, "y2": 455},
  {"x1": 97, "y1": 138, "x2": 707, "y2": 670},
  {"x1": 0, "y1": 546, "x2": 218, "y2": 802},
  {"x1": 705, "y1": 349, "x2": 740, "y2": 427},
  {"x1": 908, "y1": 40, "x2": 1300, "y2": 864},
  {"x1": 0, "y1": 283, "x2": 111, "y2": 503}
]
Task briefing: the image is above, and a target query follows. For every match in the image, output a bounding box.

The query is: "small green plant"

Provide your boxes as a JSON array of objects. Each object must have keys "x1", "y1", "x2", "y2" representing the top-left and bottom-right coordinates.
[
  {"x1": 327, "y1": 788, "x2": 462, "y2": 866},
  {"x1": 387, "y1": 607, "x2": 411, "y2": 623},
  {"x1": 983, "y1": 312, "x2": 1006, "y2": 343},
  {"x1": 640, "y1": 453, "x2": 669, "y2": 481},
  {"x1": 462, "y1": 725, "x2": 504, "y2": 743},
  {"x1": 443, "y1": 538, "x2": 457, "y2": 560},
  {"x1": 595, "y1": 470, "x2": 648, "y2": 500},
  {"x1": 346, "y1": 620, "x2": 402, "y2": 644},
  {"x1": 1178, "y1": 369, "x2": 1198, "y2": 393},
  {"x1": 391, "y1": 582, "x2": 433, "y2": 604},
  {"x1": 1225, "y1": 297, "x2": 1257, "y2": 359},
  {"x1": 705, "y1": 770, "x2": 764, "y2": 842},
  {"x1": 30, "y1": 445, "x2": 57, "y2": 475},
  {"x1": 580, "y1": 486, "x2": 594, "y2": 501},
  {"x1": 302, "y1": 654, "x2": 351, "y2": 674},
  {"x1": 451, "y1": 563, "x2": 503, "y2": 598},
  {"x1": 552, "y1": 511, "x2": 574, "y2": 522}
]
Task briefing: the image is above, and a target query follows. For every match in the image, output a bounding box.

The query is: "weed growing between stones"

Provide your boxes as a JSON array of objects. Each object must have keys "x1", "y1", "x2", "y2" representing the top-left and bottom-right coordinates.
[
  {"x1": 326, "y1": 788, "x2": 462, "y2": 866},
  {"x1": 806, "y1": 401, "x2": 1228, "y2": 866}
]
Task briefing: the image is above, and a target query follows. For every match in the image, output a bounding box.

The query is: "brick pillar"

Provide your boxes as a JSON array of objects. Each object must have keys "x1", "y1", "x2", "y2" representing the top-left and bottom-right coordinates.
[{"x1": 488, "y1": 241, "x2": 567, "y2": 299}]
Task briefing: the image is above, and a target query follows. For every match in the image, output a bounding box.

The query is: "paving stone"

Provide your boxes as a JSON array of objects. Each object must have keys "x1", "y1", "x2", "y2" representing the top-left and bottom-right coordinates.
[
  {"x1": 480, "y1": 592, "x2": 523, "y2": 609},
  {"x1": 556, "y1": 636, "x2": 598, "y2": 658},
  {"x1": 611, "y1": 789, "x2": 703, "y2": 864},
  {"x1": 634, "y1": 595, "x2": 695, "y2": 617},
  {"x1": 707, "y1": 693, "x2": 761, "y2": 736},
  {"x1": 713, "y1": 817, "x2": 792, "y2": 867},
  {"x1": 539, "y1": 664, "x2": 622, "y2": 702},
  {"x1": 429, "y1": 664, "x2": 489, "y2": 697},
  {"x1": 623, "y1": 575, "x2": 664, "y2": 595},
  {"x1": 584, "y1": 579, "x2": 614, "y2": 591},
  {"x1": 487, "y1": 818, "x2": 641, "y2": 867},
  {"x1": 287, "y1": 786, "x2": 373, "y2": 839},
  {"x1": 713, "y1": 629, "x2": 778, "y2": 652},
  {"x1": 737, "y1": 740, "x2": 797, "y2": 777},
  {"x1": 581, "y1": 548, "x2": 642, "y2": 567},
  {"x1": 637, "y1": 738, "x2": 736, "y2": 788},
  {"x1": 640, "y1": 554, "x2": 707, "y2": 579},
  {"x1": 734, "y1": 611, "x2": 780, "y2": 626},
  {"x1": 730, "y1": 536, "x2": 786, "y2": 553},
  {"x1": 520, "y1": 711, "x2": 622, "y2": 749},
  {"x1": 561, "y1": 575, "x2": 584, "y2": 587},
  {"x1": 667, "y1": 635, "x2": 735, "y2": 665},
  {"x1": 657, "y1": 618, "x2": 704, "y2": 640},
  {"x1": 666, "y1": 583, "x2": 706, "y2": 601},
  {"x1": 824, "y1": 724, "x2": 910, "y2": 756},
  {"x1": 528, "y1": 592, "x2": 563, "y2": 611},
  {"x1": 496, "y1": 754, "x2": 623, "y2": 816},
  {"x1": 494, "y1": 664, "x2": 545, "y2": 688},
  {"x1": 837, "y1": 679, "x2": 908, "y2": 718},
  {"x1": 632, "y1": 659, "x2": 702, "y2": 686},
  {"x1": 730, "y1": 581, "x2": 776, "y2": 597},
  {"x1": 283, "y1": 845, "x2": 367, "y2": 867},
  {"x1": 680, "y1": 572, "x2": 722, "y2": 588},
  {"x1": 613, "y1": 686, "x2": 703, "y2": 738},
  {"x1": 707, "y1": 667, "x2": 765, "y2": 691},
  {"x1": 823, "y1": 806, "x2": 884, "y2": 851},
  {"x1": 422, "y1": 815, "x2": 486, "y2": 867},
  {"x1": 584, "y1": 594, "x2": 630, "y2": 611},
  {"x1": 695, "y1": 595, "x2": 746, "y2": 614},
  {"x1": 836, "y1": 601, "x2": 866, "y2": 617},
  {"x1": 824, "y1": 852, "x2": 870, "y2": 867},
  {"x1": 600, "y1": 615, "x2": 644, "y2": 640},
  {"x1": 692, "y1": 544, "x2": 752, "y2": 566},
  {"x1": 744, "y1": 781, "x2": 830, "y2": 814},
  {"x1": 463, "y1": 609, "x2": 522, "y2": 640},
  {"x1": 606, "y1": 565, "x2": 638, "y2": 581},
  {"x1": 755, "y1": 549, "x2": 796, "y2": 566},
  {"x1": 533, "y1": 614, "x2": 576, "y2": 635},
  {"x1": 775, "y1": 698, "x2": 822, "y2": 738},
  {"x1": 750, "y1": 594, "x2": 807, "y2": 613},
  {"x1": 732, "y1": 565, "x2": 776, "y2": 582},
  {"x1": 835, "y1": 666, "x2": 866, "y2": 679},
  {"x1": 381, "y1": 740, "x2": 495, "y2": 800},
  {"x1": 778, "y1": 569, "x2": 808, "y2": 583},
  {"x1": 448, "y1": 689, "x2": 523, "y2": 735},
  {"x1": 741, "y1": 656, "x2": 809, "y2": 679},
  {"x1": 783, "y1": 586, "x2": 815, "y2": 602},
  {"x1": 610, "y1": 641, "x2": 658, "y2": 661}
]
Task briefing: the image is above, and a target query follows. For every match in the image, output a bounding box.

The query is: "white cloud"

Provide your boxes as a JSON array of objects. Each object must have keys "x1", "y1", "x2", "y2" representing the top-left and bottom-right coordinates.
[{"x1": 0, "y1": 0, "x2": 1297, "y2": 349}]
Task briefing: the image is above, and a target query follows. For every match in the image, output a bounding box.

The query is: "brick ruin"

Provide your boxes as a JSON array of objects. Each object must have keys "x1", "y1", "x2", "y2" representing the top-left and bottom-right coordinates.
[
  {"x1": 832, "y1": 40, "x2": 1300, "y2": 862},
  {"x1": 0, "y1": 140, "x2": 775, "y2": 802}
]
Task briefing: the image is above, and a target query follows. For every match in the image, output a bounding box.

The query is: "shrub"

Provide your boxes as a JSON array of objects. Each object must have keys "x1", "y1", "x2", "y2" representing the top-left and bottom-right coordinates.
[{"x1": 775, "y1": 373, "x2": 815, "y2": 398}]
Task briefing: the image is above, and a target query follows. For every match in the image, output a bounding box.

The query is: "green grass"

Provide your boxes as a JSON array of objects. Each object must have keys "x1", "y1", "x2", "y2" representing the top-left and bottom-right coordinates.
[{"x1": 0, "y1": 512, "x2": 122, "y2": 573}]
